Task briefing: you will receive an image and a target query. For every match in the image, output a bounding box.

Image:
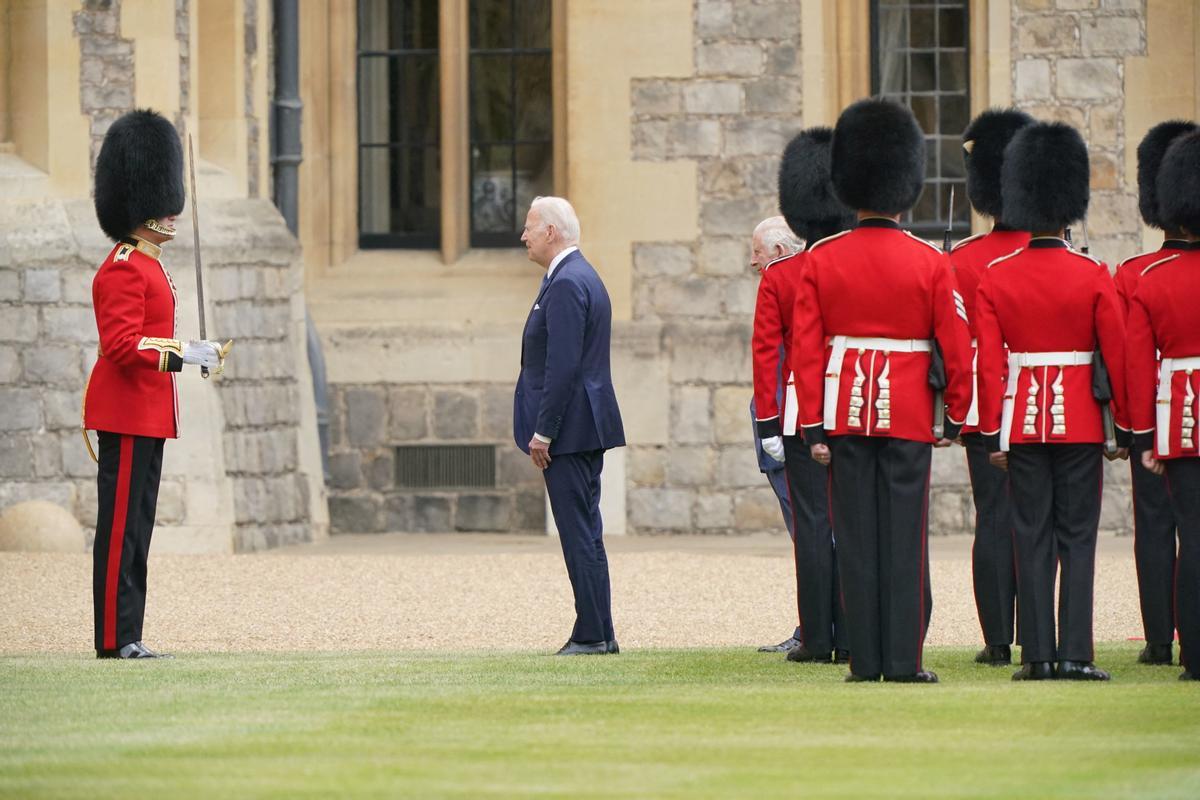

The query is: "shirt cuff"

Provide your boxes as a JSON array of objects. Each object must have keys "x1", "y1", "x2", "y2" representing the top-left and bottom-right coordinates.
[
  {"x1": 756, "y1": 417, "x2": 782, "y2": 439},
  {"x1": 533, "y1": 433, "x2": 552, "y2": 444}
]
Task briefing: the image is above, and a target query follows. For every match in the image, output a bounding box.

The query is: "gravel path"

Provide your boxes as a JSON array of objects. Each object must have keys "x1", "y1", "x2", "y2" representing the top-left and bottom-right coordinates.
[{"x1": 0, "y1": 534, "x2": 1147, "y2": 654}]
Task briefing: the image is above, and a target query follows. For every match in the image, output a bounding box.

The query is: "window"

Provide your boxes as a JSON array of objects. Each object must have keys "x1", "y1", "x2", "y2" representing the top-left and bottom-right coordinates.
[
  {"x1": 870, "y1": 0, "x2": 970, "y2": 240},
  {"x1": 355, "y1": 0, "x2": 555, "y2": 252},
  {"x1": 357, "y1": 0, "x2": 441, "y2": 248}
]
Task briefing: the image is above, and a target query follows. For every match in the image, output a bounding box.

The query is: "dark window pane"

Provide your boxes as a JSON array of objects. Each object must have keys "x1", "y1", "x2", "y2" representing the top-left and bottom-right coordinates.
[
  {"x1": 911, "y1": 95, "x2": 936, "y2": 134},
  {"x1": 515, "y1": 143, "x2": 554, "y2": 217},
  {"x1": 939, "y1": 51, "x2": 967, "y2": 92},
  {"x1": 359, "y1": 146, "x2": 441, "y2": 237},
  {"x1": 911, "y1": 52, "x2": 935, "y2": 92},
  {"x1": 471, "y1": 0, "x2": 512, "y2": 49},
  {"x1": 911, "y1": 8, "x2": 935, "y2": 47},
  {"x1": 359, "y1": 0, "x2": 438, "y2": 51},
  {"x1": 515, "y1": 54, "x2": 552, "y2": 140},
  {"x1": 358, "y1": 55, "x2": 393, "y2": 144},
  {"x1": 941, "y1": 137, "x2": 965, "y2": 179},
  {"x1": 471, "y1": 145, "x2": 515, "y2": 233},
  {"x1": 913, "y1": 184, "x2": 937, "y2": 222},
  {"x1": 925, "y1": 137, "x2": 937, "y2": 176},
  {"x1": 516, "y1": 0, "x2": 552, "y2": 49},
  {"x1": 358, "y1": 55, "x2": 439, "y2": 145},
  {"x1": 471, "y1": 54, "x2": 515, "y2": 141},
  {"x1": 940, "y1": 94, "x2": 969, "y2": 134},
  {"x1": 939, "y1": 8, "x2": 966, "y2": 47},
  {"x1": 949, "y1": 181, "x2": 970, "y2": 224},
  {"x1": 878, "y1": 8, "x2": 907, "y2": 52},
  {"x1": 879, "y1": 50, "x2": 907, "y2": 95}
]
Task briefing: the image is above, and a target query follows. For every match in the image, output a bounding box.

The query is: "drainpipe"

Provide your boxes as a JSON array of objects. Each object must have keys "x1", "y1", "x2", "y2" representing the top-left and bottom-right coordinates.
[{"x1": 272, "y1": 0, "x2": 330, "y2": 482}]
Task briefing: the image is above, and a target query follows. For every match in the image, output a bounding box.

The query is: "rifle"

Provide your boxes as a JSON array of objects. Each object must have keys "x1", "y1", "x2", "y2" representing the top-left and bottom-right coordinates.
[
  {"x1": 930, "y1": 186, "x2": 954, "y2": 439},
  {"x1": 1076, "y1": 219, "x2": 1119, "y2": 455}
]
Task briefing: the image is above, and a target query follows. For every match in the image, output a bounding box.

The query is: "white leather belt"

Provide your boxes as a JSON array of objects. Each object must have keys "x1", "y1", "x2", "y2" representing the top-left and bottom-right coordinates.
[
  {"x1": 823, "y1": 336, "x2": 933, "y2": 429},
  {"x1": 1156, "y1": 356, "x2": 1200, "y2": 454},
  {"x1": 1000, "y1": 351, "x2": 1093, "y2": 450}
]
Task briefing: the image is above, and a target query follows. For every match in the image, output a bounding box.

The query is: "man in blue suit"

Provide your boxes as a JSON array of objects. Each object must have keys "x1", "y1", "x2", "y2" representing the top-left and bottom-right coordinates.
[{"x1": 514, "y1": 196, "x2": 626, "y2": 656}]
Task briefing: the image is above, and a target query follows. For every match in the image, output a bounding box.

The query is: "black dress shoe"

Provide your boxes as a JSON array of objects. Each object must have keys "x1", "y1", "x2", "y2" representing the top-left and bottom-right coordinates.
[
  {"x1": 606, "y1": 640, "x2": 620, "y2": 654},
  {"x1": 758, "y1": 636, "x2": 801, "y2": 653},
  {"x1": 1179, "y1": 670, "x2": 1199, "y2": 681},
  {"x1": 555, "y1": 640, "x2": 608, "y2": 656},
  {"x1": 1056, "y1": 660, "x2": 1110, "y2": 681},
  {"x1": 844, "y1": 672, "x2": 880, "y2": 683},
  {"x1": 974, "y1": 644, "x2": 1012, "y2": 666},
  {"x1": 96, "y1": 642, "x2": 173, "y2": 660},
  {"x1": 1012, "y1": 662, "x2": 1055, "y2": 681},
  {"x1": 785, "y1": 644, "x2": 832, "y2": 663},
  {"x1": 884, "y1": 671, "x2": 939, "y2": 684},
  {"x1": 1138, "y1": 643, "x2": 1173, "y2": 665},
  {"x1": 833, "y1": 649, "x2": 851, "y2": 664}
]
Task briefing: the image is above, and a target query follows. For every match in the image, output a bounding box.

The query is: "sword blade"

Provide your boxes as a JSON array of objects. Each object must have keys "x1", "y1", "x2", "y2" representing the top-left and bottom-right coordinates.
[{"x1": 187, "y1": 134, "x2": 207, "y2": 342}]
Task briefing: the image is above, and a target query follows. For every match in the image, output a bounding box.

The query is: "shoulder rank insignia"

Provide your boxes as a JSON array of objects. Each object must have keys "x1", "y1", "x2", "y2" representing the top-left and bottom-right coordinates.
[{"x1": 114, "y1": 244, "x2": 135, "y2": 262}]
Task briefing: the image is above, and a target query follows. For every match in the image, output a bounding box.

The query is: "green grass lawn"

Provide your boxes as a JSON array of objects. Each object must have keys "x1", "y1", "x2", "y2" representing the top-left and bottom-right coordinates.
[{"x1": 0, "y1": 644, "x2": 1197, "y2": 799}]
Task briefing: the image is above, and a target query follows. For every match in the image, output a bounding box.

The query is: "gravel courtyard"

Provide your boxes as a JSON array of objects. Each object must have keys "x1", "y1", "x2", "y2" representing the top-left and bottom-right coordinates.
[{"x1": 0, "y1": 533, "x2": 1147, "y2": 655}]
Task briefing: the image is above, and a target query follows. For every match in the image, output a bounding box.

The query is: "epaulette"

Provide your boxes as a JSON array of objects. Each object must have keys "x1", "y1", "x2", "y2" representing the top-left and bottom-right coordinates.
[
  {"x1": 985, "y1": 248, "x2": 1024, "y2": 269},
  {"x1": 1117, "y1": 250, "x2": 1157, "y2": 270},
  {"x1": 950, "y1": 232, "x2": 986, "y2": 252},
  {"x1": 1065, "y1": 247, "x2": 1103, "y2": 268},
  {"x1": 113, "y1": 243, "x2": 135, "y2": 262},
  {"x1": 1141, "y1": 252, "x2": 1181, "y2": 277},
  {"x1": 903, "y1": 230, "x2": 945, "y2": 253},
  {"x1": 807, "y1": 229, "x2": 852, "y2": 252},
  {"x1": 762, "y1": 252, "x2": 802, "y2": 273}
]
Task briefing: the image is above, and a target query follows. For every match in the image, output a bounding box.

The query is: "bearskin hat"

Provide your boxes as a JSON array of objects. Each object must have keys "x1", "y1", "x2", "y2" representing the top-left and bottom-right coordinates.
[
  {"x1": 1136, "y1": 120, "x2": 1198, "y2": 229},
  {"x1": 962, "y1": 108, "x2": 1035, "y2": 221},
  {"x1": 94, "y1": 109, "x2": 185, "y2": 241},
  {"x1": 1000, "y1": 122, "x2": 1089, "y2": 233},
  {"x1": 778, "y1": 127, "x2": 855, "y2": 244},
  {"x1": 830, "y1": 98, "x2": 926, "y2": 214},
  {"x1": 1157, "y1": 130, "x2": 1200, "y2": 236}
]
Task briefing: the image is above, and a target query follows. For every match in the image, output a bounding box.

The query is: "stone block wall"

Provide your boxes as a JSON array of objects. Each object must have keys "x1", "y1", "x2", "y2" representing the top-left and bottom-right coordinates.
[
  {"x1": 1011, "y1": 0, "x2": 1148, "y2": 264},
  {"x1": 323, "y1": 382, "x2": 545, "y2": 534}
]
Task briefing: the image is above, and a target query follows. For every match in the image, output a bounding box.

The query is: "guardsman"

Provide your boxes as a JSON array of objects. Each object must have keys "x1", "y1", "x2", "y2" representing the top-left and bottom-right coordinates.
[
  {"x1": 1127, "y1": 128, "x2": 1200, "y2": 682},
  {"x1": 1114, "y1": 120, "x2": 1196, "y2": 668},
  {"x1": 950, "y1": 108, "x2": 1034, "y2": 667},
  {"x1": 752, "y1": 130, "x2": 854, "y2": 663},
  {"x1": 975, "y1": 122, "x2": 1131, "y2": 681},
  {"x1": 86, "y1": 109, "x2": 229, "y2": 659},
  {"x1": 793, "y1": 100, "x2": 973, "y2": 683}
]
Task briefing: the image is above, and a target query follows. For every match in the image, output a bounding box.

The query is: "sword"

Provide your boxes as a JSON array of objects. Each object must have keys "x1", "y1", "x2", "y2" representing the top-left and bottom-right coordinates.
[{"x1": 187, "y1": 134, "x2": 210, "y2": 379}]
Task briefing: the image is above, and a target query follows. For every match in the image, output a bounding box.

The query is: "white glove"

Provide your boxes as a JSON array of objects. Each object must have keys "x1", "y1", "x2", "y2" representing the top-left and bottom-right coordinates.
[
  {"x1": 183, "y1": 340, "x2": 222, "y2": 369},
  {"x1": 761, "y1": 436, "x2": 785, "y2": 463}
]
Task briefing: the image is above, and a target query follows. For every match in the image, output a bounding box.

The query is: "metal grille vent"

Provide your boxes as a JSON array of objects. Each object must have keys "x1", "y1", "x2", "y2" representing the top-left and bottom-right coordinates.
[{"x1": 394, "y1": 445, "x2": 496, "y2": 489}]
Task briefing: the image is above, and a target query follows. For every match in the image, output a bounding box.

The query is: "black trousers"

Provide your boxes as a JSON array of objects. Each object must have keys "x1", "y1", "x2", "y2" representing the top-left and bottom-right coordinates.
[
  {"x1": 543, "y1": 449, "x2": 614, "y2": 644},
  {"x1": 1164, "y1": 459, "x2": 1200, "y2": 672},
  {"x1": 1131, "y1": 443, "x2": 1179, "y2": 646},
  {"x1": 963, "y1": 433, "x2": 1016, "y2": 646},
  {"x1": 829, "y1": 436, "x2": 932, "y2": 679},
  {"x1": 1007, "y1": 443, "x2": 1101, "y2": 664},
  {"x1": 783, "y1": 435, "x2": 847, "y2": 654},
  {"x1": 93, "y1": 432, "x2": 164, "y2": 652}
]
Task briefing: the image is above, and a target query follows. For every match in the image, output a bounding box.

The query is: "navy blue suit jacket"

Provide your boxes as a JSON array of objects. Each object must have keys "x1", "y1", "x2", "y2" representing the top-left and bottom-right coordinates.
[{"x1": 513, "y1": 249, "x2": 625, "y2": 456}]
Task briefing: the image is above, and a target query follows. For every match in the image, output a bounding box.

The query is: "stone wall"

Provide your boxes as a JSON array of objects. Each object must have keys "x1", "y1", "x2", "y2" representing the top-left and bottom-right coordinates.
[
  {"x1": 74, "y1": 0, "x2": 134, "y2": 169},
  {"x1": 1011, "y1": 0, "x2": 1148, "y2": 264},
  {"x1": 323, "y1": 382, "x2": 545, "y2": 534},
  {"x1": 623, "y1": 0, "x2": 804, "y2": 534}
]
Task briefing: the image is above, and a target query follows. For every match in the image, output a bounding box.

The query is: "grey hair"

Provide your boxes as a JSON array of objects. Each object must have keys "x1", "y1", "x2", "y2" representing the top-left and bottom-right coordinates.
[
  {"x1": 531, "y1": 196, "x2": 581, "y2": 245},
  {"x1": 754, "y1": 215, "x2": 804, "y2": 256}
]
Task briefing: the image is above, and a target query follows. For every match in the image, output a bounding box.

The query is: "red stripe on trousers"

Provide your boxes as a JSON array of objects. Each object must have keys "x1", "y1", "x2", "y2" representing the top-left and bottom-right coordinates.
[
  {"x1": 917, "y1": 466, "x2": 931, "y2": 671},
  {"x1": 104, "y1": 435, "x2": 134, "y2": 650}
]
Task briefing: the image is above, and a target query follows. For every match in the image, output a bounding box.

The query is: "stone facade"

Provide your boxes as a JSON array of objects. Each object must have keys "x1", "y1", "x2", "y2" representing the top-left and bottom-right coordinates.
[
  {"x1": 74, "y1": 0, "x2": 134, "y2": 169},
  {"x1": 323, "y1": 382, "x2": 544, "y2": 534},
  {"x1": 1011, "y1": 0, "x2": 1148, "y2": 264}
]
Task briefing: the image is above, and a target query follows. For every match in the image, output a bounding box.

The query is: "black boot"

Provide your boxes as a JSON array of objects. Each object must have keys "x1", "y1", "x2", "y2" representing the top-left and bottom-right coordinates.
[
  {"x1": 974, "y1": 644, "x2": 1012, "y2": 666},
  {"x1": 1137, "y1": 643, "x2": 1173, "y2": 665},
  {"x1": 1012, "y1": 662, "x2": 1054, "y2": 681},
  {"x1": 785, "y1": 644, "x2": 833, "y2": 663},
  {"x1": 884, "y1": 671, "x2": 939, "y2": 684},
  {"x1": 1056, "y1": 661, "x2": 1110, "y2": 681}
]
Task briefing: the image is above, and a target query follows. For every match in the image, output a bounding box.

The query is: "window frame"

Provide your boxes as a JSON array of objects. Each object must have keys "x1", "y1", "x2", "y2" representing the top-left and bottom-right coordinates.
[{"x1": 868, "y1": 0, "x2": 972, "y2": 243}]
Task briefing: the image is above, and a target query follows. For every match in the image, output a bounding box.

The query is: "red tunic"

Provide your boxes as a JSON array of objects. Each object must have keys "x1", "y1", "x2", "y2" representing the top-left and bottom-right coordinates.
[
  {"x1": 792, "y1": 218, "x2": 973, "y2": 444},
  {"x1": 1113, "y1": 240, "x2": 1191, "y2": 319},
  {"x1": 84, "y1": 238, "x2": 183, "y2": 439},
  {"x1": 1127, "y1": 247, "x2": 1200, "y2": 459},
  {"x1": 752, "y1": 253, "x2": 803, "y2": 438},
  {"x1": 949, "y1": 229, "x2": 1030, "y2": 434},
  {"x1": 975, "y1": 238, "x2": 1130, "y2": 450}
]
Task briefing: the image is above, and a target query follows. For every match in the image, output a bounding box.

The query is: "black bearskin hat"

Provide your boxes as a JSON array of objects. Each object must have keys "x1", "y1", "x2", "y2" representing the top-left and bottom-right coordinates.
[
  {"x1": 1137, "y1": 120, "x2": 1198, "y2": 229},
  {"x1": 94, "y1": 109, "x2": 185, "y2": 241},
  {"x1": 1157, "y1": 130, "x2": 1200, "y2": 235},
  {"x1": 831, "y1": 98, "x2": 925, "y2": 214},
  {"x1": 1000, "y1": 122, "x2": 1089, "y2": 233},
  {"x1": 962, "y1": 108, "x2": 1035, "y2": 221},
  {"x1": 778, "y1": 127, "x2": 855, "y2": 245}
]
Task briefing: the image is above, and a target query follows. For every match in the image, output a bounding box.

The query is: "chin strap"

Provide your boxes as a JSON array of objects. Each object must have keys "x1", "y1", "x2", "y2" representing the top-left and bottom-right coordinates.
[{"x1": 143, "y1": 218, "x2": 176, "y2": 237}]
